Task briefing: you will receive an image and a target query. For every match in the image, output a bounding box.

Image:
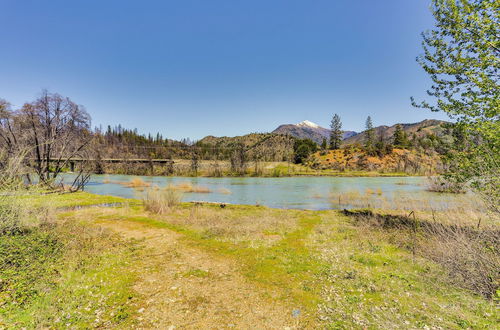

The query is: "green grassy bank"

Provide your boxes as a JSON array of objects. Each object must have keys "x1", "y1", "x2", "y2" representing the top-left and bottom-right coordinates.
[{"x1": 1, "y1": 192, "x2": 497, "y2": 328}]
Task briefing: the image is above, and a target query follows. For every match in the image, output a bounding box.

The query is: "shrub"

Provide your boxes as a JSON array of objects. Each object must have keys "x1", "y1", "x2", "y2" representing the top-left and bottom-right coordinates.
[
  {"x1": 0, "y1": 151, "x2": 50, "y2": 234},
  {"x1": 143, "y1": 187, "x2": 182, "y2": 214},
  {"x1": 344, "y1": 210, "x2": 499, "y2": 299},
  {"x1": 169, "y1": 182, "x2": 211, "y2": 193},
  {"x1": 0, "y1": 196, "x2": 29, "y2": 234},
  {"x1": 426, "y1": 176, "x2": 466, "y2": 193},
  {"x1": 124, "y1": 177, "x2": 151, "y2": 188}
]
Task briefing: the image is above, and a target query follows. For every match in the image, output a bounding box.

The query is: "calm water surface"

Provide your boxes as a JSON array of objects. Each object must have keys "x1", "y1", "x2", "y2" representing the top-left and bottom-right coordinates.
[{"x1": 61, "y1": 174, "x2": 463, "y2": 210}]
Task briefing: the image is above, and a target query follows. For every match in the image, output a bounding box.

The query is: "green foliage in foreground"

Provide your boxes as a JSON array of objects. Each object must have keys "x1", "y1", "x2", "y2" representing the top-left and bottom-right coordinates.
[
  {"x1": 413, "y1": 0, "x2": 499, "y2": 212},
  {"x1": 0, "y1": 231, "x2": 62, "y2": 306},
  {"x1": 22, "y1": 191, "x2": 128, "y2": 209},
  {"x1": 0, "y1": 218, "x2": 138, "y2": 328}
]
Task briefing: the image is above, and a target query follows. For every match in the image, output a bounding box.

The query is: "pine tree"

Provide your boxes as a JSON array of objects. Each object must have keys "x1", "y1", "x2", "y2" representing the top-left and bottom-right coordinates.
[
  {"x1": 393, "y1": 124, "x2": 407, "y2": 148},
  {"x1": 321, "y1": 138, "x2": 327, "y2": 151},
  {"x1": 364, "y1": 116, "x2": 375, "y2": 150},
  {"x1": 329, "y1": 114, "x2": 343, "y2": 150},
  {"x1": 375, "y1": 133, "x2": 386, "y2": 157}
]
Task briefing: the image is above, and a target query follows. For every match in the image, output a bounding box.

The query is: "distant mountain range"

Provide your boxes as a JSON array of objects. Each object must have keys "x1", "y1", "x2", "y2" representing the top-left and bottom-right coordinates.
[
  {"x1": 342, "y1": 119, "x2": 448, "y2": 145},
  {"x1": 272, "y1": 120, "x2": 357, "y2": 144}
]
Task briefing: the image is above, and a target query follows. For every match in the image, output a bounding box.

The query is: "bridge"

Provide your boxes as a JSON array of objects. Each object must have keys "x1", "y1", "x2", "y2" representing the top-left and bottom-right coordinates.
[{"x1": 47, "y1": 158, "x2": 174, "y2": 171}]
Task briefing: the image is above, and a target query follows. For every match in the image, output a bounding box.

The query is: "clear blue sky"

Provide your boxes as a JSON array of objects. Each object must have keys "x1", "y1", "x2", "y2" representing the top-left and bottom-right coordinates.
[{"x1": 0, "y1": 0, "x2": 448, "y2": 140}]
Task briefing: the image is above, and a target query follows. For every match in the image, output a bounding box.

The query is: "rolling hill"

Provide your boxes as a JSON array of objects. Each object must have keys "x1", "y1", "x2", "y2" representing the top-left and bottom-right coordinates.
[
  {"x1": 198, "y1": 133, "x2": 295, "y2": 161},
  {"x1": 342, "y1": 119, "x2": 449, "y2": 146}
]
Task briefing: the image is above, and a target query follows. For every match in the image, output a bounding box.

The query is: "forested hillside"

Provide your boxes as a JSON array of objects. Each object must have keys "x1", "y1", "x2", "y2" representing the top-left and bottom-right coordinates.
[
  {"x1": 198, "y1": 133, "x2": 295, "y2": 161},
  {"x1": 342, "y1": 119, "x2": 449, "y2": 147}
]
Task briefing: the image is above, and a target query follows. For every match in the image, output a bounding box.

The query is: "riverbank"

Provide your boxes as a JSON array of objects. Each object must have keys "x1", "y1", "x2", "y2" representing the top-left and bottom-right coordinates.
[
  {"x1": 1, "y1": 192, "x2": 497, "y2": 328},
  {"x1": 94, "y1": 159, "x2": 419, "y2": 178}
]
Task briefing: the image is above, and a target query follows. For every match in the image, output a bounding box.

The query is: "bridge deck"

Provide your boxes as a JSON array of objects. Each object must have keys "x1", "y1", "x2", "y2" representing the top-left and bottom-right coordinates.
[{"x1": 48, "y1": 158, "x2": 174, "y2": 164}]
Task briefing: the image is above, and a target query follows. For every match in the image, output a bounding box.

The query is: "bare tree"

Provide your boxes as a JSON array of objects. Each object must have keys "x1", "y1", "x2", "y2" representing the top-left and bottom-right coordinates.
[
  {"x1": 190, "y1": 150, "x2": 199, "y2": 176},
  {"x1": 0, "y1": 99, "x2": 18, "y2": 155},
  {"x1": 230, "y1": 143, "x2": 247, "y2": 175},
  {"x1": 1, "y1": 91, "x2": 92, "y2": 189}
]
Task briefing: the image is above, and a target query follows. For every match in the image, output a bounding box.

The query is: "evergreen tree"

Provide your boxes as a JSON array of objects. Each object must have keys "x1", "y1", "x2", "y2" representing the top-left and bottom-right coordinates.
[
  {"x1": 293, "y1": 139, "x2": 318, "y2": 164},
  {"x1": 393, "y1": 124, "x2": 408, "y2": 148},
  {"x1": 321, "y1": 138, "x2": 327, "y2": 151},
  {"x1": 329, "y1": 114, "x2": 343, "y2": 150},
  {"x1": 364, "y1": 116, "x2": 375, "y2": 150},
  {"x1": 375, "y1": 133, "x2": 385, "y2": 157}
]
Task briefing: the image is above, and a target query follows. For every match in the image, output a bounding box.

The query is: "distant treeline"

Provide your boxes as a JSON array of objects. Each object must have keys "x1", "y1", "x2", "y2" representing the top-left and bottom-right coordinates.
[{"x1": 93, "y1": 125, "x2": 296, "y2": 162}]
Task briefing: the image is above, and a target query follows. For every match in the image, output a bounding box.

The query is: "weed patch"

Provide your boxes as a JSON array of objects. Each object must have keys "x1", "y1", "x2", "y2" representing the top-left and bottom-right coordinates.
[{"x1": 0, "y1": 218, "x2": 138, "y2": 328}]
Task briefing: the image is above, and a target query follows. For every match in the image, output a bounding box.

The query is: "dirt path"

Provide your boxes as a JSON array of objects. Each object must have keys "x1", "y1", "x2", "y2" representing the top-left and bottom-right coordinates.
[{"x1": 98, "y1": 220, "x2": 299, "y2": 329}]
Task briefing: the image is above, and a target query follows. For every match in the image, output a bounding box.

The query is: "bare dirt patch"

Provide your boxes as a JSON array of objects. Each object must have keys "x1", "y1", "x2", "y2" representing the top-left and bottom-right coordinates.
[{"x1": 97, "y1": 219, "x2": 299, "y2": 329}]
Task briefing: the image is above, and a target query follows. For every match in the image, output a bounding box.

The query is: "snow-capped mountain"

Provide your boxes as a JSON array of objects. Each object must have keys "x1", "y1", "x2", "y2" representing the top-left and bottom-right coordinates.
[
  {"x1": 272, "y1": 120, "x2": 357, "y2": 144},
  {"x1": 296, "y1": 120, "x2": 320, "y2": 129}
]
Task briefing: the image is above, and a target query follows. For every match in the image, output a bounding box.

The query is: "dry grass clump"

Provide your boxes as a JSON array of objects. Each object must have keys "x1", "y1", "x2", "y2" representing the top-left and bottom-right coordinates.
[
  {"x1": 111, "y1": 177, "x2": 152, "y2": 189},
  {"x1": 169, "y1": 182, "x2": 211, "y2": 193},
  {"x1": 124, "y1": 177, "x2": 151, "y2": 188},
  {"x1": 0, "y1": 196, "x2": 54, "y2": 235},
  {"x1": 394, "y1": 180, "x2": 409, "y2": 185},
  {"x1": 426, "y1": 176, "x2": 466, "y2": 193},
  {"x1": 142, "y1": 187, "x2": 182, "y2": 214},
  {"x1": 364, "y1": 188, "x2": 383, "y2": 196},
  {"x1": 419, "y1": 224, "x2": 499, "y2": 298},
  {"x1": 344, "y1": 209, "x2": 499, "y2": 298}
]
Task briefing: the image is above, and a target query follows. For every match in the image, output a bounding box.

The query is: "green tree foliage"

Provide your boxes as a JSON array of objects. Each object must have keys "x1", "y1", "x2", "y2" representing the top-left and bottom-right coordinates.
[
  {"x1": 393, "y1": 124, "x2": 409, "y2": 148},
  {"x1": 413, "y1": 0, "x2": 499, "y2": 212},
  {"x1": 330, "y1": 114, "x2": 343, "y2": 150},
  {"x1": 321, "y1": 138, "x2": 327, "y2": 151},
  {"x1": 364, "y1": 116, "x2": 375, "y2": 153},
  {"x1": 293, "y1": 138, "x2": 317, "y2": 164},
  {"x1": 375, "y1": 134, "x2": 393, "y2": 157}
]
